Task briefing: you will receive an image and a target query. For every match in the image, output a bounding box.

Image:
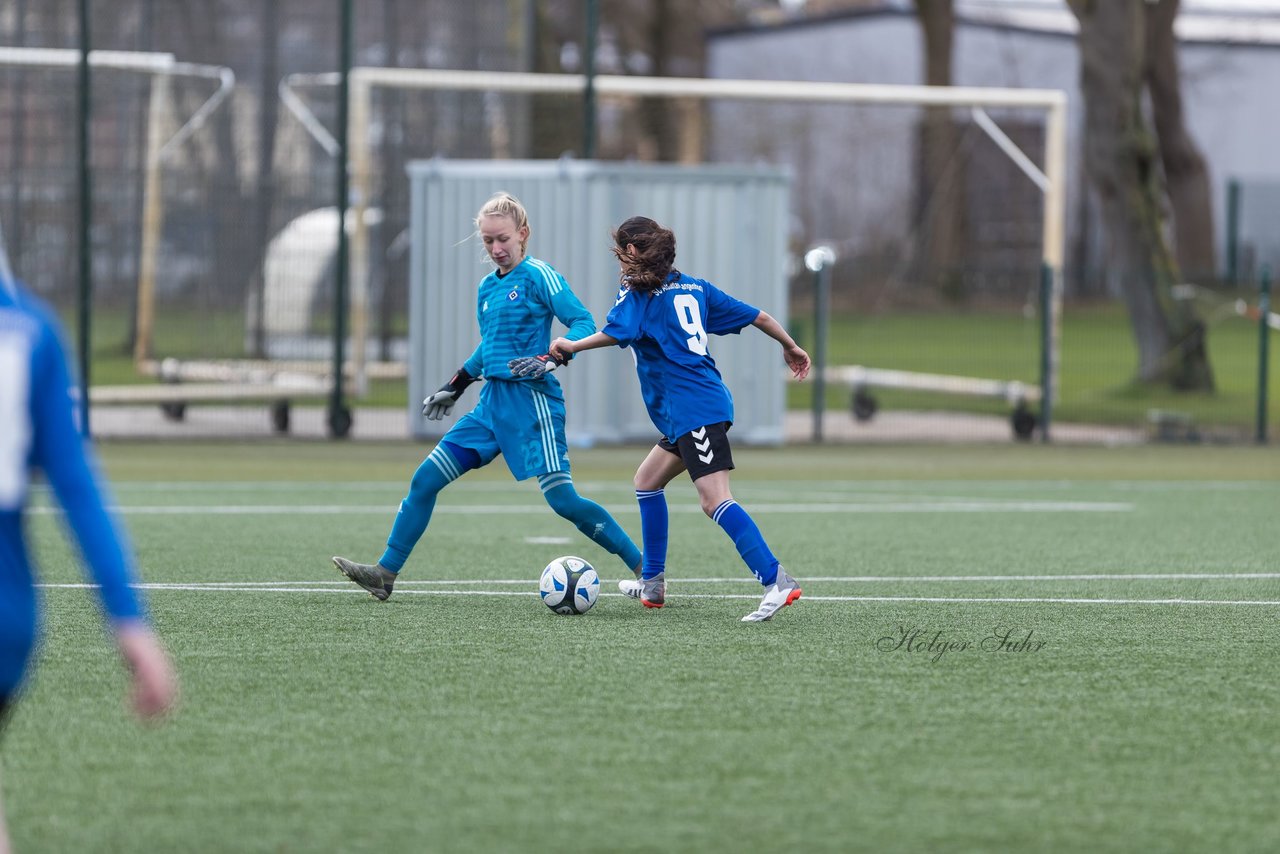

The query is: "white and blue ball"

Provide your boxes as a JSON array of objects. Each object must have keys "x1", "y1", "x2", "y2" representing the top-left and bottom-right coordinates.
[{"x1": 539, "y1": 556, "x2": 600, "y2": 615}]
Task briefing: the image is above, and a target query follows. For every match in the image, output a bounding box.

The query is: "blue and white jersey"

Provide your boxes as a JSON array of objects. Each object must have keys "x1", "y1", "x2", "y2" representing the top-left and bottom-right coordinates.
[
  {"x1": 461, "y1": 256, "x2": 596, "y2": 399},
  {"x1": 1, "y1": 282, "x2": 144, "y2": 695},
  {"x1": 602, "y1": 271, "x2": 760, "y2": 442}
]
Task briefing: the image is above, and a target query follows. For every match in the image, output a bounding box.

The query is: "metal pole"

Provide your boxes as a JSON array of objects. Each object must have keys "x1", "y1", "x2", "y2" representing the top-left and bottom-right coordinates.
[
  {"x1": 76, "y1": 0, "x2": 92, "y2": 437},
  {"x1": 329, "y1": 0, "x2": 352, "y2": 438},
  {"x1": 1258, "y1": 266, "x2": 1272, "y2": 444},
  {"x1": 1039, "y1": 262, "x2": 1054, "y2": 442},
  {"x1": 805, "y1": 247, "x2": 834, "y2": 443},
  {"x1": 1226, "y1": 179, "x2": 1240, "y2": 286},
  {"x1": 582, "y1": 0, "x2": 598, "y2": 159}
]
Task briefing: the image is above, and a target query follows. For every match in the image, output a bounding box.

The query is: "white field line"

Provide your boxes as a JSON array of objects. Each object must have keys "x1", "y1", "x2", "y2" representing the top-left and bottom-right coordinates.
[
  {"x1": 37, "y1": 572, "x2": 1280, "y2": 587},
  {"x1": 35, "y1": 583, "x2": 1280, "y2": 607},
  {"x1": 36, "y1": 571, "x2": 1280, "y2": 607},
  {"x1": 38, "y1": 479, "x2": 1277, "y2": 491},
  {"x1": 28, "y1": 500, "x2": 1134, "y2": 515}
]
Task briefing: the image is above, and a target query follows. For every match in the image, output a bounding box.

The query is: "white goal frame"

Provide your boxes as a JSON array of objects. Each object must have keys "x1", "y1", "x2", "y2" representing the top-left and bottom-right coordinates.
[
  {"x1": 281, "y1": 68, "x2": 1068, "y2": 414},
  {"x1": 0, "y1": 47, "x2": 235, "y2": 366}
]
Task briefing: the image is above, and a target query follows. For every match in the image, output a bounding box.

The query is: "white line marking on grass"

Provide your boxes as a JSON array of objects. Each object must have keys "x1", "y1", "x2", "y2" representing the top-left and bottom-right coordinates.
[
  {"x1": 615, "y1": 572, "x2": 1280, "y2": 583},
  {"x1": 37, "y1": 572, "x2": 1280, "y2": 590},
  {"x1": 36, "y1": 584, "x2": 1280, "y2": 607},
  {"x1": 525, "y1": 536, "x2": 571, "y2": 544},
  {"x1": 795, "y1": 595, "x2": 1280, "y2": 606},
  {"x1": 29, "y1": 500, "x2": 1134, "y2": 516}
]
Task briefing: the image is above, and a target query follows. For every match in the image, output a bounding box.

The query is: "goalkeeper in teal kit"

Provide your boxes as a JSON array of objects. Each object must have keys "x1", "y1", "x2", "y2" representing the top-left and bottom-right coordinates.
[{"x1": 333, "y1": 193, "x2": 642, "y2": 598}]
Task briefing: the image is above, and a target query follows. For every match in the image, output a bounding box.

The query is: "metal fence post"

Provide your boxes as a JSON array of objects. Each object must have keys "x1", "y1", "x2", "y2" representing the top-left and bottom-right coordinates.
[
  {"x1": 1258, "y1": 265, "x2": 1272, "y2": 444},
  {"x1": 582, "y1": 0, "x2": 598, "y2": 159},
  {"x1": 328, "y1": 0, "x2": 353, "y2": 438},
  {"x1": 1039, "y1": 262, "x2": 1054, "y2": 442},
  {"x1": 76, "y1": 0, "x2": 92, "y2": 437},
  {"x1": 1225, "y1": 179, "x2": 1240, "y2": 286},
  {"x1": 804, "y1": 246, "x2": 835, "y2": 443}
]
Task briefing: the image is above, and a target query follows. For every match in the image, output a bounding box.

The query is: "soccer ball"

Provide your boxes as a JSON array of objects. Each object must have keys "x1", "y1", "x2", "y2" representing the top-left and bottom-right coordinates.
[{"x1": 539, "y1": 556, "x2": 600, "y2": 615}]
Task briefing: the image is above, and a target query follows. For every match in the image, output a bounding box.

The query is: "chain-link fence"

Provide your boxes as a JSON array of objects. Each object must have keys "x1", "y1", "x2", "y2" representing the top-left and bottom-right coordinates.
[{"x1": 1, "y1": 1, "x2": 1273, "y2": 443}]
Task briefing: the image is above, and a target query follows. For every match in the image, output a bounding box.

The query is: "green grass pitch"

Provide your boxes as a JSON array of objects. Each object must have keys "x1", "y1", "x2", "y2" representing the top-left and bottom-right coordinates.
[{"x1": 4, "y1": 442, "x2": 1279, "y2": 852}]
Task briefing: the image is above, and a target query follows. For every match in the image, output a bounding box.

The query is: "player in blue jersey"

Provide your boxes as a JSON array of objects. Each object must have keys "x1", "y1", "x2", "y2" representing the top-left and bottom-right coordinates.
[
  {"x1": 332, "y1": 193, "x2": 642, "y2": 599},
  {"x1": 0, "y1": 277, "x2": 177, "y2": 850},
  {"x1": 511, "y1": 215, "x2": 810, "y2": 622}
]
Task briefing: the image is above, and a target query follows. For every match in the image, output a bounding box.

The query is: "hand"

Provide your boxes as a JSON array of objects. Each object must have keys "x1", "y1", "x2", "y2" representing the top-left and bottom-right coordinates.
[
  {"x1": 548, "y1": 337, "x2": 575, "y2": 363},
  {"x1": 507, "y1": 353, "x2": 562, "y2": 380},
  {"x1": 115, "y1": 622, "x2": 178, "y2": 720},
  {"x1": 784, "y1": 344, "x2": 811, "y2": 381},
  {"x1": 422, "y1": 389, "x2": 459, "y2": 420}
]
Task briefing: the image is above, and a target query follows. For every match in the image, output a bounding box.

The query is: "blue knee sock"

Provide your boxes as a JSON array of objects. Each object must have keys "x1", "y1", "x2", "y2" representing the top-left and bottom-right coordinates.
[
  {"x1": 712, "y1": 499, "x2": 780, "y2": 586},
  {"x1": 380, "y1": 442, "x2": 477, "y2": 571},
  {"x1": 541, "y1": 476, "x2": 642, "y2": 572},
  {"x1": 636, "y1": 489, "x2": 668, "y2": 580}
]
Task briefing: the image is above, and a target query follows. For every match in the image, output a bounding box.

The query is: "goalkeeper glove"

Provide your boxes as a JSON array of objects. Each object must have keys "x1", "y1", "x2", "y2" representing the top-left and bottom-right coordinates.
[
  {"x1": 507, "y1": 352, "x2": 568, "y2": 380},
  {"x1": 422, "y1": 366, "x2": 478, "y2": 420}
]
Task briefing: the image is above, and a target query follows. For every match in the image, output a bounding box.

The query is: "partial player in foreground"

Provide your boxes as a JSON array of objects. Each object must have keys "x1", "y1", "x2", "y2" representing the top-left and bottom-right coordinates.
[
  {"x1": 0, "y1": 278, "x2": 177, "y2": 853},
  {"x1": 510, "y1": 215, "x2": 811, "y2": 622},
  {"x1": 333, "y1": 193, "x2": 642, "y2": 599}
]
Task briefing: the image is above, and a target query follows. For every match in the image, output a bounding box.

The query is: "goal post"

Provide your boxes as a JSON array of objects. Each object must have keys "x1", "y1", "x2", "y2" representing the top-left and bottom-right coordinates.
[
  {"x1": 282, "y1": 68, "x2": 1068, "y2": 431},
  {"x1": 0, "y1": 47, "x2": 235, "y2": 367}
]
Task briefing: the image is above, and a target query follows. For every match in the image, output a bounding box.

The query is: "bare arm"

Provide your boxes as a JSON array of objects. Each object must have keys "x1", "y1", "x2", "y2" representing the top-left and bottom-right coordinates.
[
  {"x1": 752, "y1": 311, "x2": 811, "y2": 380},
  {"x1": 550, "y1": 331, "x2": 619, "y2": 361}
]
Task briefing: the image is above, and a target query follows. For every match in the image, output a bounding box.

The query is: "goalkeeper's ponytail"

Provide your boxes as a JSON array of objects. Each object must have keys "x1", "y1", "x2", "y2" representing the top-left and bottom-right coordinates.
[{"x1": 612, "y1": 216, "x2": 677, "y2": 294}]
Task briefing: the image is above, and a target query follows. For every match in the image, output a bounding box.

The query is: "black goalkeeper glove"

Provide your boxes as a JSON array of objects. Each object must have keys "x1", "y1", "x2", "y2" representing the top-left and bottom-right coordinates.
[
  {"x1": 422, "y1": 366, "x2": 478, "y2": 420},
  {"x1": 506, "y1": 352, "x2": 568, "y2": 380}
]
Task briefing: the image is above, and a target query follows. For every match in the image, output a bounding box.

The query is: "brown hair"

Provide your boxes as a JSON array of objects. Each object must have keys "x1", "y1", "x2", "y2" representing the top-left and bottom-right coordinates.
[
  {"x1": 611, "y1": 216, "x2": 677, "y2": 294},
  {"x1": 475, "y1": 191, "x2": 530, "y2": 253}
]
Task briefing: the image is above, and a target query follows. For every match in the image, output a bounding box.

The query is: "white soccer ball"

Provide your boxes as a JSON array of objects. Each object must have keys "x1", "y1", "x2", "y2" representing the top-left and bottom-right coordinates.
[{"x1": 539, "y1": 556, "x2": 600, "y2": 615}]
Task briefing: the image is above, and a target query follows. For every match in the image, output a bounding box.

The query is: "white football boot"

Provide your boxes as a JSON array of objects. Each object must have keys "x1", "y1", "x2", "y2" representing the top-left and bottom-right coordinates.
[{"x1": 741, "y1": 568, "x2": 802, "y2": 622}]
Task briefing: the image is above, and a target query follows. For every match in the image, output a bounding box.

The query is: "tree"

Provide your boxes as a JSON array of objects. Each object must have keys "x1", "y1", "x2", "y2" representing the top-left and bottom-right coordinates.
[
  {"x1": 912, "y1": 0, "x2": 968, "y2": 298},
  {"x1": 1145, "y1": 0, "x2": 1216, "y2": 280},
  {"x1": 1067, "y1": 0, "x2": 1213, "y2": 391}
]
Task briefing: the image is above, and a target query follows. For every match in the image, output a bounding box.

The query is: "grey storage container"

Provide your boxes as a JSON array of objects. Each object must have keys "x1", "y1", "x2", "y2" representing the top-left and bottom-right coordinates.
[{"x1": 406, "y1": 159, "x2": 792, "y2": 446}]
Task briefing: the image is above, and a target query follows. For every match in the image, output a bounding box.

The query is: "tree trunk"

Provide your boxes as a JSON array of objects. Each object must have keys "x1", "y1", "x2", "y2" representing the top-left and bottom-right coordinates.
[
  {"x1": 1144, "y1": 0, "x2": 1216, "y2": 281},
  {"x1": 1067, "y1": 0, "x2": 1213, "y2": 390},
  {"x1": 912, "y1": 0, "x2": 967, "y2": 298}
]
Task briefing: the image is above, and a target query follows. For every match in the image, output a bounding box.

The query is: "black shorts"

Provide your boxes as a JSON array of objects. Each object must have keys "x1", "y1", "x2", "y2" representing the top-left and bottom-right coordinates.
[
  {"x1": 0, "y1": 694, "x2": 10, "y2": 734},
  {"x1": 658, "y1": 421, "x2": 735, "y2": 481}
]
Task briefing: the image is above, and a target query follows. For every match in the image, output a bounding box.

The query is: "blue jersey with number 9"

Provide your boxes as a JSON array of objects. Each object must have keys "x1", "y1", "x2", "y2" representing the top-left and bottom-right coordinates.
[{"x1": 602, "y1": 271, "x2": 759, "y2": 442}]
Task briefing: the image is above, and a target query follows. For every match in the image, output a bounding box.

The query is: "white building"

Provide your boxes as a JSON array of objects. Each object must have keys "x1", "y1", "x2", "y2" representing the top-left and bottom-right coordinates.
[{"x1": 706, "y1": 1, "x2": 1280, "y2": 291}]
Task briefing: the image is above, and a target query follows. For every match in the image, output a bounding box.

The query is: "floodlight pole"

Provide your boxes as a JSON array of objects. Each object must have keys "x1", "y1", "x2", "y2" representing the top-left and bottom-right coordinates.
[
  {"x1": 76, "y1": 0, "x2": 92, "y2": 437},
  {"x1": 805, "y1": 246, "x2": 835, "y2": 443}
]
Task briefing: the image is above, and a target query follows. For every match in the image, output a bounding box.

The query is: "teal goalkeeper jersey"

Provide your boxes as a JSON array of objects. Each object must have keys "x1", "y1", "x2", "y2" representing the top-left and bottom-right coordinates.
[{"x1": 461, "y1": 256, "x2": 596, "y2": 395}]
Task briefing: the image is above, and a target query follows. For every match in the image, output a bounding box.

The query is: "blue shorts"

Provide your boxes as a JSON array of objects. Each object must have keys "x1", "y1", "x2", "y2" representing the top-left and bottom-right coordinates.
[
  {"x1": 0, "y1": 580, "x2": 35, "y2": 702},
  {"x1": 441, "y1": 379, "x2": 570, "y2": 481}
]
